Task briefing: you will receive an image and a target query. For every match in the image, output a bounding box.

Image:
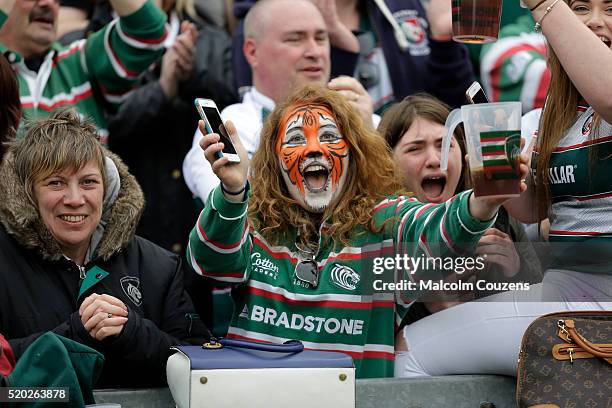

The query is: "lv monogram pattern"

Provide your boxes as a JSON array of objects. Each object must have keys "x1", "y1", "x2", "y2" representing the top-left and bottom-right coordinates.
[{"x1": 517, "y1": 313, "x2": 612, "y2": 408}]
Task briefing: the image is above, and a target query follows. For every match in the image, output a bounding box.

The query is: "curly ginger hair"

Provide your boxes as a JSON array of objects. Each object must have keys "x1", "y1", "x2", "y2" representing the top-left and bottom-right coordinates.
[{"x1": 248, "y1": 85, "x2": 405, "y2": 245}]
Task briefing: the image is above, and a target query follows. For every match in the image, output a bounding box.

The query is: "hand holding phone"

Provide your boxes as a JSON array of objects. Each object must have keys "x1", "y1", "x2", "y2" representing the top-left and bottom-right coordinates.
[
  {"x1": 195, "y1": 98, "x2": 241, "y2": 163},
  {"x1": 195, "y1": 99, "x2": 248, "y2": 199}
]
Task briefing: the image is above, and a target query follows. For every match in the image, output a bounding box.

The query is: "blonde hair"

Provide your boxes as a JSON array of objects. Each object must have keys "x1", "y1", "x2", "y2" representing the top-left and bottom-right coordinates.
[
  {"x1": 13, "y1": 109, "x2": 106, "y2": 206},
  {"x1": 249, "y1": 85, "x2": 404, "y2": 245},
  {"x1": 535, "y1": 4, "x2": 601, "y2": 221}
]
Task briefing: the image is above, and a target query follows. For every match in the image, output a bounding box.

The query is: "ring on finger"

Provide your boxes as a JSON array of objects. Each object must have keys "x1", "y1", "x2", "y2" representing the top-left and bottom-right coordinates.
[{"x1": 107, "y1": 313, "x2": 112, "y2": 319}]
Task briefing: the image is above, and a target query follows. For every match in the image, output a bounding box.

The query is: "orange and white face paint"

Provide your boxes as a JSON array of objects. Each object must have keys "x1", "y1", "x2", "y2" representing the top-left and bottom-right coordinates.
[{"x1": 276, "y1": 104, "x2": 349, "y2": 212}]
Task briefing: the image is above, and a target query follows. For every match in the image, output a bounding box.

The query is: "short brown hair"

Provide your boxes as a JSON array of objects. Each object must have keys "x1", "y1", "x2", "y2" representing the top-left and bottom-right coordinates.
[{"x1": 13, "y1": 108, "x2": 106, "y2": 205}]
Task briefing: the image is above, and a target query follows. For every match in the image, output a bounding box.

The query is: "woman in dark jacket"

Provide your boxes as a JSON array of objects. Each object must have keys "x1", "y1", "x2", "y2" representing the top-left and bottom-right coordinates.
[{"x1": 0, "y1": 109, "x2": 210, "y2": 388}]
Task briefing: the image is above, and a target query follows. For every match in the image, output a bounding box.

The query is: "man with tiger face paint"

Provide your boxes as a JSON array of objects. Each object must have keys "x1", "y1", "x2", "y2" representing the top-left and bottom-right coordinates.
[
  {"x1": 276, "y1": 104, "x2": 349, "y2": 212},
  {"x1": 190, "y1": 85, "x2": 531, "y2": 379}
]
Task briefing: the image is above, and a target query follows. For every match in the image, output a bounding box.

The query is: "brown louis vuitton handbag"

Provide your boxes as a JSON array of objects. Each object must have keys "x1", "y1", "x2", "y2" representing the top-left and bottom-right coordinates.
[{"x1": 516, "y1": 311, "x2": 612, "y2": 408}]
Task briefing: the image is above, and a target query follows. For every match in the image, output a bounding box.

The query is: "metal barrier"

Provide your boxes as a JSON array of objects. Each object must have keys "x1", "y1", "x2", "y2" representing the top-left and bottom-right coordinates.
[{"x1": 93, "y1": 375, "x2": 516, "y2": 408}]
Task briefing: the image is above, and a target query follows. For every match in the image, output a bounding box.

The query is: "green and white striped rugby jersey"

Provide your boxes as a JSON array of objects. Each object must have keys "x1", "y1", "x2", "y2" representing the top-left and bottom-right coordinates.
[
  {"x1": 187, "y1": 186, "x2": 495, "y2": 378},
  {"x1": 537, "y1": 106, "x2": 612, "y2": 274},
  {"x1": 0, "y1": 2, "x2": 167, "y2": 144}
]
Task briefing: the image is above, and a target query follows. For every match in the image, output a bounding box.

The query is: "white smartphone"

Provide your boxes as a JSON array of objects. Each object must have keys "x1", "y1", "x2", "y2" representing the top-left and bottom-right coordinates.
[
  {"x1": 194, "y1": 98, "x2": 240, "y2": 163},
  {"x1": 465, "y1": 81, "x2": 490, "y2": 104}
]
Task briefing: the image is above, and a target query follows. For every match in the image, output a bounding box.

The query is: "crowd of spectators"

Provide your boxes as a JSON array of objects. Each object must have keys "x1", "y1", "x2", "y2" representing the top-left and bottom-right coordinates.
[{"x1": 0, "y1": 0, "x2": 611, "y2": 394}]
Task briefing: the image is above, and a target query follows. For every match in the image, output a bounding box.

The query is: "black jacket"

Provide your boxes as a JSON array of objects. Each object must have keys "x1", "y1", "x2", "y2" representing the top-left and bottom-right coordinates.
[
  {"x1": 0, "y1": 152, "x2": 210, "y2": 388},
  {"x1": 108, "y1": 20, "x2": 237, "y2": 256}
]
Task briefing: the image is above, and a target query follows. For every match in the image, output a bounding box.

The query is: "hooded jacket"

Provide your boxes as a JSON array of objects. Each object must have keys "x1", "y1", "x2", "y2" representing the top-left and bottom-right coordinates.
[{"x1": 0, "y1": 152, "x2": 210, "y2": 388}]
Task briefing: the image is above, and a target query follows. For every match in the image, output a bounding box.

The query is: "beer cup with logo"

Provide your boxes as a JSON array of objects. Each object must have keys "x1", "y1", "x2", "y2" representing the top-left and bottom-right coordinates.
[{"x1": 441, "y1": 102, "x2": 523, "y2": 198}]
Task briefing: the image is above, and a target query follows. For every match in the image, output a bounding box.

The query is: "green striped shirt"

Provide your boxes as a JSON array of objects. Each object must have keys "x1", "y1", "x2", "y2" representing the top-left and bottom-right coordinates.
[
  {"x1": 480, "y1": 15, "x2": 549, "y2": 113},
  {"x1": 0, "y1": 1, "x2": 167, "y2": 143},
  {"x1": 536, "y1": 107, "x2": 612, "y2": 273},
  {"x1": 187, "y1": 187, "x2": 495, "y2": 378}
]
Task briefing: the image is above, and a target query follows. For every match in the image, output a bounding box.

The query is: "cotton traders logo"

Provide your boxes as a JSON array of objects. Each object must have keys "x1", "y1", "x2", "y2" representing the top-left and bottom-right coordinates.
[
  {"x1": 120, "y1": 276, "x2": 142, "y2": 306},
  {"x1": 251, "y1": 253, "x2": 279, "y2": 280},
  {"x1": 330, "y1": 264, "x2": 360, "y2": 291}
]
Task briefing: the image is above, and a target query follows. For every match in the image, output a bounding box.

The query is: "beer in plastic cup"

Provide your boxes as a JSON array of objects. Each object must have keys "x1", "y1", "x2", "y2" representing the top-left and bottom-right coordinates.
[
  {"x1": 441, "y1": 102, "x2": 522, "y2": 198},
  {"x1": 451, "y1": 0, "x2": 503, "y2": 44}
]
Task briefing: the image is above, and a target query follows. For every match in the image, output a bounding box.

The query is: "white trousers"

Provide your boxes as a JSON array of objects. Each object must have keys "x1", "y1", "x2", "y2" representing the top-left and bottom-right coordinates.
[{"x1": 394, "y1": 270, "x2": 612, "y2": 377}]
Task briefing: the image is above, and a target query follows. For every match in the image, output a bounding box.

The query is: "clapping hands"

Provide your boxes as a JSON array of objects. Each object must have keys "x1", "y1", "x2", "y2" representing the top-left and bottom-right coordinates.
[{"x1": 160, "y1": 21, "x2": 198, "y2": 99}]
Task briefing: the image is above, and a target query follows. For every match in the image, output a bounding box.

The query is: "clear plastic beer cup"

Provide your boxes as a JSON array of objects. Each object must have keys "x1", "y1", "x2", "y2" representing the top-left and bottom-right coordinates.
[
  {"x1": 442, "y1": 102, "x2": 522, "y2": 198},
  {"x1": 452, "y1": 0, "x2": 503, "y2": 44}
]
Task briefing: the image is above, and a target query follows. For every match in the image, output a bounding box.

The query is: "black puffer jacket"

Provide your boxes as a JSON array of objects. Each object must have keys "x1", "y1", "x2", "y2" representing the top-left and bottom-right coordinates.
[{"x1": 0, "y1": 152, "x2": 210, "y2": 388}]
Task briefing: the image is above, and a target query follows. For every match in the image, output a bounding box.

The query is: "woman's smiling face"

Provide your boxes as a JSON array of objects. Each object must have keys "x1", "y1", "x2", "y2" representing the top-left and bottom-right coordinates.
[
  {"x1": 569, "y1": 0, "x2": 612, "y2": 48},
  {"x1": 34, "y1": 161, "x2": 104, "y2": 262}
]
